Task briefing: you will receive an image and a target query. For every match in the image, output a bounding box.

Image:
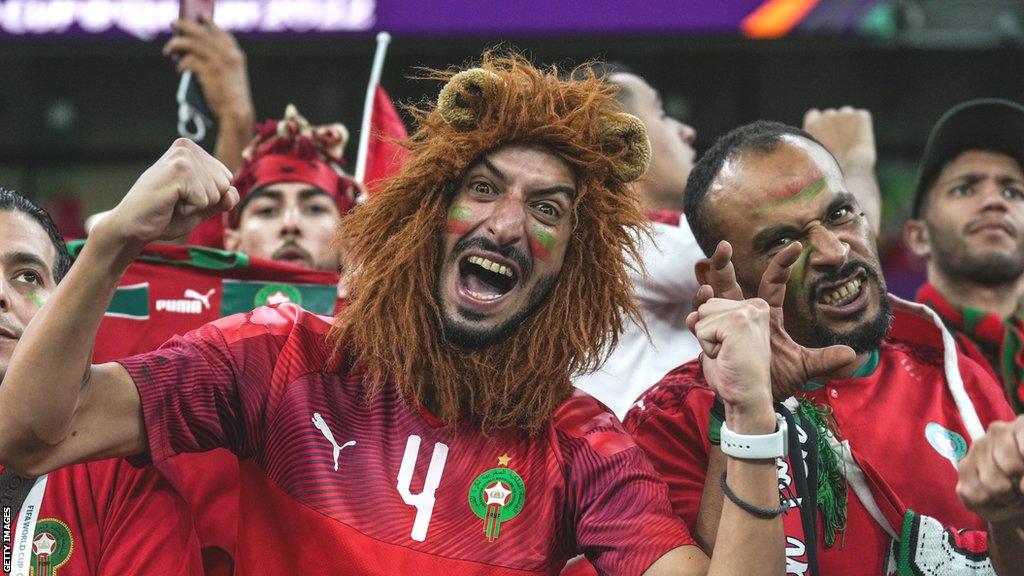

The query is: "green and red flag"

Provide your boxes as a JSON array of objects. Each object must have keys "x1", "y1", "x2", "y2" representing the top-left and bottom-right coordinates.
[{"x1": 68, "y1": 241, "x2": 342, "y2": 363}]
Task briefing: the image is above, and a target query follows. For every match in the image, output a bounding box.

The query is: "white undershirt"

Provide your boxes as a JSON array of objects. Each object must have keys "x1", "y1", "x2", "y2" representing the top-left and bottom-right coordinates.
[{"x1": 574, "y1": 221, "x2": 703, "y2": 419}]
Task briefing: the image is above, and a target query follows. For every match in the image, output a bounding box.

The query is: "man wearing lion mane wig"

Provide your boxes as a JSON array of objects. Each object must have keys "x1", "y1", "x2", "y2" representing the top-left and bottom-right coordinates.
[{"x1": 0, "y1": 53, "x2": 783, "y2": 575}]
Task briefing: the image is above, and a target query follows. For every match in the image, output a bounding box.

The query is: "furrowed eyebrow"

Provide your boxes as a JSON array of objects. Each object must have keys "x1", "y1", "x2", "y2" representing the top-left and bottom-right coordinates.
[
  {"x1": 823, "y1": 192, "x2": 856, "y2": 217},
  {"x1": 750, "y1": 191, "x2": 857, "y2": 253},
  {"x1": 480, "y1": 157, "x2": 507, "y2": 182},
  {"x1": 532, "y1": 185, "x2": 576, "y2": 202},
  {"x1": 751, "y1": 225, "x2": 802, "y2": 253},
  {"x1": 950, "y1": 174, "x2": 984, "y2": 184}
]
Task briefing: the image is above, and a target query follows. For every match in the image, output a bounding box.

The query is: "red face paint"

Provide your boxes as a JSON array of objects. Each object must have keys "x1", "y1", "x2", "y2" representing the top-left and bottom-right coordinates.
[
  {"x1": 765, "y1": 175, "x2": 825, "y2": 203},
  {"x1": 447, "y1": 205, "x2": 474, "y2": 235},
  {"x1": 754, "y1": 177, "x2": 827, "y2": 217},
  {"x1": 529, "y1": 226, "x2": 555, "y2": 260}
]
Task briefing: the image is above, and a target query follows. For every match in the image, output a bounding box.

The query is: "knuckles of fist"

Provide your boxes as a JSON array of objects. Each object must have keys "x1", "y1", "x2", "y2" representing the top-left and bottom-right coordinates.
[{"x1": 956, "y1": 416, "x2": 1024, "y2": 523}]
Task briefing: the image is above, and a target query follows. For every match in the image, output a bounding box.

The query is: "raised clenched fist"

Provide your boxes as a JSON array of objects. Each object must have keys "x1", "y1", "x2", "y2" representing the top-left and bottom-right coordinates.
[
  {"x1": 95, "y1": 139, "x2": 238, "y2": 246},
  {"x1": 803, "y1": 106, "x2": 876, "y2": 173},
  {"x1": 956, "y1": 415, "x2": 1024, "y2": 524},
  {"x1": 688, "y1": 296, "x2": 773, "y2": 415}
]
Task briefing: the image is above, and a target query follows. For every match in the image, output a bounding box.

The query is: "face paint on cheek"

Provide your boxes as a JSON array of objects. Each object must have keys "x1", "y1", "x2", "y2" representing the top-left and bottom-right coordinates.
[
  {"x1": 529, "y1": 227, "x2": 555, "y2": 260},
  {"x1": 446, "y1": 205, "x2": 474, "y2": 235},
  {"x1": 785, "y1": 243, "x2": 815, "y2": 306},
  {"x1": 28, "y1": 291, "x2": 45, "y2": 308}
]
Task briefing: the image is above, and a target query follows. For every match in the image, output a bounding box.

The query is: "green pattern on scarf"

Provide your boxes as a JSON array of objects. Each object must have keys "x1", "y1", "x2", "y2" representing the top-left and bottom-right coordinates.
[
  {"x1": 1002, "y1": 328, "x2": 1024, "y2": 413},
  {"x1": 798, "y1": 396, "x2": 848, "y2": 548},
  {"x1": 67, "y1": 240, "x2": 250, "y2": 270},
  {"x1": 962, "y1": 308, "x2": 985, "y2": 334},
  {"x1": 918, "y1": 283, "x2": 1024, "y2": 413},
  {"x1": 896, "y1": 509, "x2": 917, "y2": 576}
]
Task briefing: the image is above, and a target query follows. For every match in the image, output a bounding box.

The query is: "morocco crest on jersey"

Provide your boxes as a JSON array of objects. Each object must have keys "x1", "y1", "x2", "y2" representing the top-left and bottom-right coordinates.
[{"x1": 468, "y1": 456, "x2": 525, "y2": 542}]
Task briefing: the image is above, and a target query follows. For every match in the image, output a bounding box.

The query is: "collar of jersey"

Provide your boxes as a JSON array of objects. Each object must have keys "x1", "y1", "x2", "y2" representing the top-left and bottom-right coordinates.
[{"x1": 804, "y1": 348, "x2": 879, "y2": 391}]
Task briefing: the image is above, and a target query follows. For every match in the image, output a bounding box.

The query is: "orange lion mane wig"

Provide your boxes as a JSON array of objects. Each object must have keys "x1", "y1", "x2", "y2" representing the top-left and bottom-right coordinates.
[{"x1": 330, "y1": 52, "x2": 650, "y2": 433}]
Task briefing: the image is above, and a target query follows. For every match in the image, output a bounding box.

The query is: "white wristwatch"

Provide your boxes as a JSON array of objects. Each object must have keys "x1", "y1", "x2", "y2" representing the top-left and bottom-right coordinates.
[{"x1": 720, "y1": 413, "x2": 788, "y2": 460}]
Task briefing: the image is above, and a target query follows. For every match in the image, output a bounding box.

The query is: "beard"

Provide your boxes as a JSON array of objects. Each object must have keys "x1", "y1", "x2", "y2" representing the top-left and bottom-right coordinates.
[
  {"x1": 437, "y1": 236, "x2": 558, "y2": 349},
  {"x1": 789, "y1": 262, "x2": 893, "y2": 354},
  {"x1": 927, "y1": 221, "x2": 1024, "y2": 287},
  {"x1": 440, "y1": 274, "x2": 558, "y2": 349}
]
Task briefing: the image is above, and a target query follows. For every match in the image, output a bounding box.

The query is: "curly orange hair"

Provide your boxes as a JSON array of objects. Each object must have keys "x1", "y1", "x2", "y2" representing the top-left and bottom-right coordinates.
[{"x1": 330, "y1": 52, "x2": 649, "y2": 433}]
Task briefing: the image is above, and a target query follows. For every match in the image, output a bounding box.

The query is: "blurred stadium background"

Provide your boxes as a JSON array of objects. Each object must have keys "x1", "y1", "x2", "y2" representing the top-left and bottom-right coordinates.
[{"x1": 2, "y1": 0, "x2": 1022, "y2": 296}]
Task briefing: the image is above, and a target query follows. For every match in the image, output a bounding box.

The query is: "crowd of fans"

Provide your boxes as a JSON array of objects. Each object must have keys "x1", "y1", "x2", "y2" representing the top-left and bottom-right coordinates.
[{"x1": 1, "y1": 17, "x2": 1024, "y2": 576}]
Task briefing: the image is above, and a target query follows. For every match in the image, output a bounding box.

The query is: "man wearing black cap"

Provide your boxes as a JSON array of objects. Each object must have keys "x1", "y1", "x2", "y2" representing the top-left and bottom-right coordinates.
[{"x1": 904, "y1": 98, "x2": 1024, "y2": 413}]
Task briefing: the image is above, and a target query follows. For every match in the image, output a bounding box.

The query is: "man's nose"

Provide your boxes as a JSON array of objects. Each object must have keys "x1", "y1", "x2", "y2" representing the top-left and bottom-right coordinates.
[
  {"x1": 979, "y1": 181, "x2": 1011, "y2": 213},
  {"x1": 806, "y1": 225, "x2": 850, "y2": 270},
  {"x1": 280, "y1": 205, "x2": 302, "y2": 234},
  {"x1": 484, "y1": 191, "x2": 526, "y2": 248}
]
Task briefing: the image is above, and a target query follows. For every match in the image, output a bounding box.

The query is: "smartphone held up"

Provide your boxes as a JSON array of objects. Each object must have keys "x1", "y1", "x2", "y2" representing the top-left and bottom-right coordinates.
[{"x1": 176, "y1": 0, "x2": 215, "y2": 141}]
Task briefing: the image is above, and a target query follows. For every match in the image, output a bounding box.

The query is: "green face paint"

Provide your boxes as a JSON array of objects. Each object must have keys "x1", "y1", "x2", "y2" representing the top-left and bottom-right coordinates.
[
  {"x1": 28, "y1": 291, "x2": 45, "y2": 308},
  {"x1": 754, "y1": 177, "x2": 827, "y2": 217},
  {"x1": 530, "y1": 227, "x2": 556, "y2": 260},
  {"x1": 447, "y1": 205, "x2": 474, "y2": 234},
  {"x1": 785, "y1": 242, "x2": 815, "y2": 306}
]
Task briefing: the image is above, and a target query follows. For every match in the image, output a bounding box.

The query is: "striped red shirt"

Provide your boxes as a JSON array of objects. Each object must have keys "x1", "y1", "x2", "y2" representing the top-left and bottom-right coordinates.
[{"x1": 118, "y1": 304, "x2": 692, "y2": 575}]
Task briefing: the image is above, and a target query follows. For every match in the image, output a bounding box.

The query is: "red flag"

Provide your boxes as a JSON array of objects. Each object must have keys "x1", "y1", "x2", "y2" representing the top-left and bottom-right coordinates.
[{"x1": 363, "y1": 85, "x2": 409, "y2": 193}]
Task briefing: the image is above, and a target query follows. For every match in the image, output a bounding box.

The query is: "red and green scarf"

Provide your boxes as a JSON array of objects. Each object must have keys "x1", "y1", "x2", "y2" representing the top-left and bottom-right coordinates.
[{"x1": 916, "y1": 283, "x2": 1024, "y2": 412}]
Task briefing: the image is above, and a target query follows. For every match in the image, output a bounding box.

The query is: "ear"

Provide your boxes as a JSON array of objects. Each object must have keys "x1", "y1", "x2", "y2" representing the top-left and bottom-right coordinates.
[
  {"x1": 694, "y1": 257, "x2": 712, "y2": 286},
  {"x1": 223, "y1": 227, "x2": 241, "y2": 252},
  {"x1": 597, "y1": 113, "x2": 651, "y2": 182},
  {"x1": 902, "y1": 219, "x2": 932, "y2": 259},
  {"x1": 437, "y1": 68, "x2": 504, "y2": 130}
]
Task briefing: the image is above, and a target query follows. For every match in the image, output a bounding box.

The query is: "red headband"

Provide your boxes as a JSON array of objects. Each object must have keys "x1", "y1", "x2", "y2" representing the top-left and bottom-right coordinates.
[
  {"x1": 226, "y1": 154, "x2": 355, "y2": 228},
  {"x1": 186, "y1": 105, "x2": 356, "y2": 248}
]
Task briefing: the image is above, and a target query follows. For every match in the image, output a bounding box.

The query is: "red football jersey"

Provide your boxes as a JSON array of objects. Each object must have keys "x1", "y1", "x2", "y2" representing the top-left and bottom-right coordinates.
[
  {"x1": 1, "y1": 459, "x2": 202, "y2": 576},
  {"x1": 83, "y1": 241, "x2": 345, "y2": 576},
  {"x1": 117, "y1": 304, "x2": 693, "y2": 575},
  {"x1": 626, "y1": 301, "x2": 1015, "y2": 575}
]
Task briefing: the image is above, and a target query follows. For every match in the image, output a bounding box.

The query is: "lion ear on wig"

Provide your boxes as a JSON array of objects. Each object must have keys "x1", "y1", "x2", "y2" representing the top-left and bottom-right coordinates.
[
  {"x1": 597, "y1": 112, "x2": 651, "y2": 182},
  {"x1": 437, "y1": 68, "x2": 504, "y2": 130}
]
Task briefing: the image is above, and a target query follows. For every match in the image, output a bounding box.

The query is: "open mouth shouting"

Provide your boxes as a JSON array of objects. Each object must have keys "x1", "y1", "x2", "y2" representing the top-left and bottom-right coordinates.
[
  {"x1": 813, "y1": 267, "x2": 869, "y2": 318},
  {"x1": 457, "y1": 252, "x2": 520, "y2": 308}
]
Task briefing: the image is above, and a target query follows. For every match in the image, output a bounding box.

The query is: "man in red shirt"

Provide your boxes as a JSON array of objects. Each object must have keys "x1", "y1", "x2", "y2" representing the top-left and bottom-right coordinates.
[
  {"x1": 114, "y1": 105, "x2": 355, "y2": 576},
  {"x1": 0, "y1": 55, "x2": 785, "y2": 574},
  {"x1": 627, "y1": 120, "x2": 1019, "y2": 575},
  {"x1": 903, "y1": 99, "x2": 1024, "y2": 412},
  {"x1": 0, "y1": 189, "x2": 202, "y2": 575},
  {"x1": 575, "y1": 64, "x2": 883, "y2": 423}
]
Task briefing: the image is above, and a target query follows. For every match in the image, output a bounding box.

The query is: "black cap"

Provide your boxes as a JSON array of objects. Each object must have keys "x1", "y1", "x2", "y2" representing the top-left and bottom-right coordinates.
[{"x1": 912, "y1": 98, "x2": 1024, "y2": 218}]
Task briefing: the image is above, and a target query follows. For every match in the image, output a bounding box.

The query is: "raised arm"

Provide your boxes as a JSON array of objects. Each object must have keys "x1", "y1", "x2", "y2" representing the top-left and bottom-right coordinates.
[
  {"x1": 0, "y1": 139, "x2": 237, "y2": 476},
  {"x1": 803, "y1": 107, "x2": 882, "y2": 236},
  {"x1": 643, "y1": 295, "x2": 784, "y2": 576}
]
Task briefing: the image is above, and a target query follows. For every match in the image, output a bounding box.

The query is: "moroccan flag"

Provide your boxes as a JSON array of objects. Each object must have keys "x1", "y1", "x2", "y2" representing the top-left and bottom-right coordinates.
[
  {"x1": 67, "y1": 241, "x2": 342, "y2": 363},
  {"x1": 363, "y1": 85, "x2": 409, "y2": 193}
]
